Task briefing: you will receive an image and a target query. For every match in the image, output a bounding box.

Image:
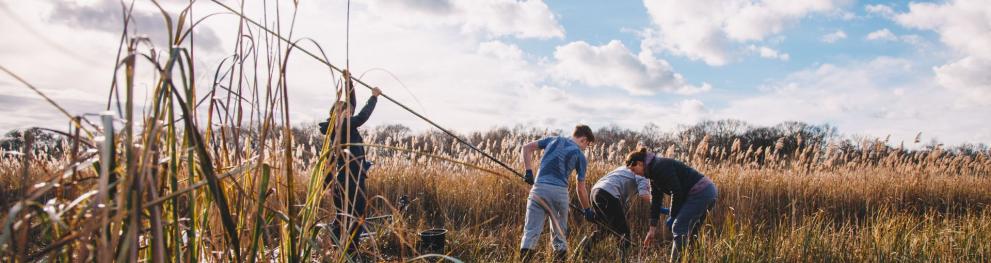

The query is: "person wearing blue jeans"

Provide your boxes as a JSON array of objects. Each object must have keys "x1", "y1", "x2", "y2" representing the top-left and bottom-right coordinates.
[
  {"x1": 626, "y1": 148, "x2": 717, "y2": 262},
  {"x1": 519, "y1": 125, "x2": 595, "y2": 262},
  {"x1": 319, "y1": 70, "x2": 382, "y2": 254}
]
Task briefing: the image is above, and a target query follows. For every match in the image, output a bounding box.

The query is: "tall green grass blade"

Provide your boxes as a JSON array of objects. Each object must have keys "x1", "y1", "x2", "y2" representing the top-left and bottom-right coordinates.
[
  {"x1": 248, "y1": 164, "x2": 271, "y2": 263},
  {"x1": 166, "y1": 47, "x2": 242, "y2": 261}
]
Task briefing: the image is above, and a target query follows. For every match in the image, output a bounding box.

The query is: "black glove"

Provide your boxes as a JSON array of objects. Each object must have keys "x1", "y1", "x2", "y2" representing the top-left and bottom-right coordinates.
[
  {"x1": 523, "y1": 169, "x2": 534, "y2": 185},
  {"x1": 583, "y1": 208, "x2": 595, "y2": 221}
]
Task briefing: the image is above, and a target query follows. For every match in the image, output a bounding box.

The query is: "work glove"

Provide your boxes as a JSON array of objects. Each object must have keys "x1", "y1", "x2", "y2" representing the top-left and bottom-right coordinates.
[
  {"x1": 523, "y1": 169, "x2": 534, "y2": 185},
  {"x1": 583, "y1": 208, "x2": 596, "y2": 221}
]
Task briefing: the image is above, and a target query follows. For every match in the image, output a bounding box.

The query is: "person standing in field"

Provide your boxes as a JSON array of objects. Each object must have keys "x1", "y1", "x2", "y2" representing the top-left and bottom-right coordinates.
[
  {"x1": 519, "y1": 125, "x2": 596, "y2": 262},
  {"x1": 319, "y1": 70, "x2": 382, "y2": 253},
  {"x1": 626, "y1": 148, "x2": 717, "y2": 262}
]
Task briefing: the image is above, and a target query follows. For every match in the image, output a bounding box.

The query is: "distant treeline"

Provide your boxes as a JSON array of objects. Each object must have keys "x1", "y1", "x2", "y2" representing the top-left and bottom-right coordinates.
[
  {"x1": 286, "y1": 120, "x2": 989, "y2": 168},
  {"x1": 4, "y1": 119, "x2": 989, "y2": 166}
]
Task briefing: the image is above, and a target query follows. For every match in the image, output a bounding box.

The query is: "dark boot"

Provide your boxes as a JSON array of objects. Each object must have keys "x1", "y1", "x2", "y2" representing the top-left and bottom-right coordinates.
[
  {"x1": 553, "y1": 250, "x2": 567, "y2": 262},
  {"x1": 520, "y1": 248, "x2": 535, "y2": 263}
]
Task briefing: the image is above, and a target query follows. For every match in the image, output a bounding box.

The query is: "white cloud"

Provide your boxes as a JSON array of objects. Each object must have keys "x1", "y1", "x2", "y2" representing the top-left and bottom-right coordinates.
[
  {"x1": 44, "y1": 0, "x2": 223, "y2": 52},
  {"x1": 478, "y1": 41, "x2": 524, "y2": 61},
  {"x1": 898, "y1": 34, "x2": 925, "y2": 46},
  {"x1": 821, "y1": 30, "x2": 847, "y2": 43},
  {"x1": 0, "y1": 0, "x2": 547, "y2": 132},
  {"x1": 827, "y1": 9, "x2": 857, "y2": 21},
  {"x1": 641, "y1": 0, "x2": 849, "y2": 66},
  {"x1": 894, "y1": 0, "x2": 991, "y2": 59},
  {"x1": 509, "y1": 86, "x2": 711, "y2": 130},
  {"x1": 723, "y1": 0, "x2": 843, "y2": 41},
  {"x1": 3, "y1": 0, "x2": 988, "y2": 147},
  {"x1": 865, "y1": 28, "x2": 897, "y2": 41},
  {"x1": 0, "y1": 1, "x2": 130, "y2": 129},
  {"x1": 893, "y1": 0, "x2": 991, "y2": 103},
  {"x1": 0, "y1": 0, "x2": 714, "y2": 136},
  {"x1": 748, "y1": 45, "x2": 790, "y2": 61},
  {"x1": 721, "y1": 57, "x2": 991, "y2": 145},
  {"x1": 862, "y1": 29, "x2": 928, "y2": 47},
  {"x1": 865, "y1": 4, "x2": 895, "y2": 18},
  {"x1": 551, "y1": 40, "x2": 711, "y2": 95},
  {"x1": 678, "y1": 99, "x2": 707, "y2": 114},
  {"x1": 366, "y1": 0, "x2": 565, "y2": 39},
  {"x1": 934, "y1": 56, "x2": 991, "y2": 102}
]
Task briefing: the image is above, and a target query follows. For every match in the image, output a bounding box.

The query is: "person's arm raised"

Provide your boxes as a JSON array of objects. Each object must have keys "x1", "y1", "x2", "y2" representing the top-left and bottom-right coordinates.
[{"x1": 351, "y1": 87, "x2": 380, "y2": 127}]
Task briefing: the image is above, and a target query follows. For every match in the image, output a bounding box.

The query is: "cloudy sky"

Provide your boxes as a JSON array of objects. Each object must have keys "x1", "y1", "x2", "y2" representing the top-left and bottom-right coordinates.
[{"x1": 0, "y1": 0, "x2": 989, "y2": 145}]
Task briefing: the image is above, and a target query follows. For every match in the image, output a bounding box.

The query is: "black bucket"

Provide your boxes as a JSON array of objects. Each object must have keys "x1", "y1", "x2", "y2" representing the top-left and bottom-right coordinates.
[{"x1": 419, "y1": 228, "x2": 447, "y2": 253}]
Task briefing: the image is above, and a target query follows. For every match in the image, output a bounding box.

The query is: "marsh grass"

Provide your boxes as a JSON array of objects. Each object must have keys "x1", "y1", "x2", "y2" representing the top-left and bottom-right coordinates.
[{"x1": 1, "y1": 1, "x2": 990, "y2": 262}]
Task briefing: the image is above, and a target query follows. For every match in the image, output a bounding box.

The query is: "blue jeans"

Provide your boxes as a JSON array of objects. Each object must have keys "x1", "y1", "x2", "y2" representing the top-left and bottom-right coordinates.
[
  {"x1": 520, "y1": 183, "x2": 570, "y2": 252},
  {"x1": 671, "y1": 183, "x2": 717, "y2": 261}
]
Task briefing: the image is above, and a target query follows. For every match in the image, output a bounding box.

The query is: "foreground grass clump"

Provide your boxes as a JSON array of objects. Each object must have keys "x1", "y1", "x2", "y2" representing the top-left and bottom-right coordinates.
[{"x1": 1, "y1": 0, "x2": 990, "y2": 262}]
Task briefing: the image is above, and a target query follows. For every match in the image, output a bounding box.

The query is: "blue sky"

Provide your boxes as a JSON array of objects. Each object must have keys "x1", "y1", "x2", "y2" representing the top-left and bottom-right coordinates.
[
  {"x1": 0, "y1": 0, "x2": 989, "y2": 145},
  {"x1": 536, "y1": 0, "x2": 940, "y2": 108}
]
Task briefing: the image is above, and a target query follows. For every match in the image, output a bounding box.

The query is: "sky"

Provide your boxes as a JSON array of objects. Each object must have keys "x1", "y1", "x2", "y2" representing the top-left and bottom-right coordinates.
[{"x1": 0, "y1": 0, "x2": 989, "y2": 146}]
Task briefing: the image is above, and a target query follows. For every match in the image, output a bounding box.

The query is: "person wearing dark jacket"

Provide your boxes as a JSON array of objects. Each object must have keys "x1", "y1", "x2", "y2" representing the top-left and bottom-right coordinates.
[
  {"x1": 626, "y1": 148, "x2": 717, "y2": 262},
  {"x1": 319, "y1": 70, "x2": 381, "y2": 253}
]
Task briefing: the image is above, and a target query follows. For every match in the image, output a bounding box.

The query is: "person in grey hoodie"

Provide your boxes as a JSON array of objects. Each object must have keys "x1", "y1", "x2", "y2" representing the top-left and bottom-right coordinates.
[{"x1": 584, "y1": 162, "x2": 663, "y2": 257}]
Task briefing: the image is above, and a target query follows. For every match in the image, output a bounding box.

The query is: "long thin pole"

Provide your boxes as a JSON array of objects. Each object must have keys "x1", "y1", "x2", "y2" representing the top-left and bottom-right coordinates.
[{"x1": 209, "y1": 0, "x2": 523, "y2": 177}]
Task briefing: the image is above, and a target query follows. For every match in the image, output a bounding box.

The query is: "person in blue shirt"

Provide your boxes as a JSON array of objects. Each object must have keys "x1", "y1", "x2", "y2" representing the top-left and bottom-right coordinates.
[
  {"x1": 518, "y1": 125, "x2": 595, "y2": 262},
  {"x1": 319, "y1": 70, "x2": 381, "y2": 254}
]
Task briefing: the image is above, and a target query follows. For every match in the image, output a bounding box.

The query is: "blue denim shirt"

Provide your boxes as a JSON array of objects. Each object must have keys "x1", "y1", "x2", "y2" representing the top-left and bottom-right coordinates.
[{"x1": 535, "y1": 136, "x2": 587, "y2": 187}]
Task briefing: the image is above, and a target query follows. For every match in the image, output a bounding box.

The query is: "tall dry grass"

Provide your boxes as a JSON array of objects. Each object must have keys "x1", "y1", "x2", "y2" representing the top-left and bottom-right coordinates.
[
  {"x1": 353, "y1": 133, "x2": 990, "y2": 262},
  {"x1": 1, "y1": 1, "x2": 990, "y2": 262}
]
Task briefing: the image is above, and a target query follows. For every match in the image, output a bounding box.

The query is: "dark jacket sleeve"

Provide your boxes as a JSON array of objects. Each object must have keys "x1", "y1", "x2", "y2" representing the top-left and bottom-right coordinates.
[
  {"x1": 351, "y1": 96, "x2": 377, "y2": 127},
  {"x1": 649, "y1": 179, "x2": 666, "y2": 226},
  {"x1": 346, "y1": 77, "x2": 357, "y2": 112},
  {"x1": 343, "y1": 76, "x2": 378, "y2": 127},
  {"x1": 666, "y1": 171, "x2": 685, "y2": 218}
]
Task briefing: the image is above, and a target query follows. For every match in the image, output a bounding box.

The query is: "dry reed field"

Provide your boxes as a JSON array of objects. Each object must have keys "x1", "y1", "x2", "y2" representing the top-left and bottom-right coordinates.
[{"x1": 1, "y1": 1, "x2": 990, "y2": 262}]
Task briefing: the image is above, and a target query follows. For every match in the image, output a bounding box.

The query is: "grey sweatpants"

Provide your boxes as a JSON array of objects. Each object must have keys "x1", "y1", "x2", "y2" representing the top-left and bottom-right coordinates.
[{"x1": 520, "y1": 183, "x2": 570, "y2": 252}]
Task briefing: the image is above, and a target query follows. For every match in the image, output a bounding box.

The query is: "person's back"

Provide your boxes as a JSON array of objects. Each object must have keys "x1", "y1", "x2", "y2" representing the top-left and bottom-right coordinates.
[
  {"x1": 592, "y1": 166, "x2": 649, "y2": 205},
  {"x1": 647, "y1": 157, "x2": 703, "y2": 195},
  {"x1": 328, "y1": 115, "x2": 373, "y2": 173},
  {"x1": 586, "y1": 164, "x2": 651, "y2": 256},
  {"x1": 320, "y1": 74, "x2": 379, "y2": 176},
  {"x1": 534, "y1": 136, "x2": 587, "y2": 187}
]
